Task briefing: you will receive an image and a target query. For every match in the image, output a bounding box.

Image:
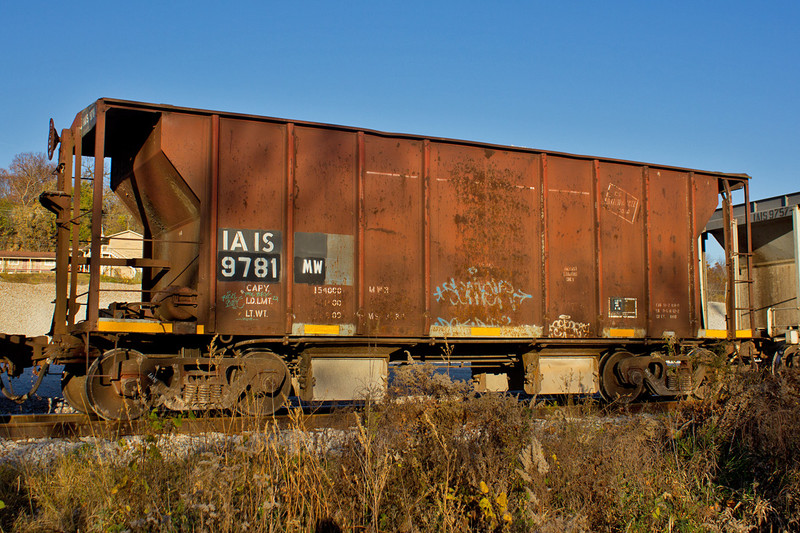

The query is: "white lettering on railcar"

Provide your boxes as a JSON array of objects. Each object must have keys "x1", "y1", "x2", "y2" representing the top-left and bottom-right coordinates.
[
  {"x1": 229, "y1": 231, "x2": 248, "y2": 251},
  {"x1": 302, "y1": 259, "x2": 324, "y2": 274},
  {"x1": 314, "y1": 286, "x2": 343, "y2": 294},
  {"x1": 220, "y1": 229, "x2": 277, "y2": 253},
  {"x1": 369, "y1": 286, "x2": 390, "y2": 294},
  {"x1": 603, "y1": 183, "x2": 640, "y2": 224},
  {"x1": 654, "y1": 302, "x2": 681, "y2": 320}
]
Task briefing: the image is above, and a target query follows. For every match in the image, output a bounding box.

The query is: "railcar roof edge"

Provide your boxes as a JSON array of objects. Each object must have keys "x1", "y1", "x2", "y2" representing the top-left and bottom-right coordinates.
[{"x1": 81, "y1": 97, "x2": 750, "y2": 183}]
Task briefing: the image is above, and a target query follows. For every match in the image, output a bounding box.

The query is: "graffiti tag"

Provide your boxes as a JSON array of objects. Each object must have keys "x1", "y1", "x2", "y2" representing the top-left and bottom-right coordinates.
[
  {"x1": 433, "y1": 267, "x2": 531, "y2": 311},
  {"x1": 549, "y1": 315, "x2": 590, "y2": 338},
  {"x1": 435, "y1": 316, "x2": 513, "y2": 328},
  {"x1": 222, "y1": 291, "x2": 244, "y2": 309}
]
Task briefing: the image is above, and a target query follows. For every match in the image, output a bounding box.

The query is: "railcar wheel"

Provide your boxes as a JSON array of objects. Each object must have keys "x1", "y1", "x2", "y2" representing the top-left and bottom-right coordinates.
[
  {"x1": 599, "y1": 350, "x2": 644, "y2": 403},
  {"x1": 233, "y1": 351, "x2": 291, "y2": 417},
  {"x1": 85, "y1": 349, "x2": 154, "y2": 421},
  {"x1": 772, "y1": 345, "x2": 799, "y2": 375},
  {"x1": 61, "y1": 366, "x2": 91, "y2": 414}
]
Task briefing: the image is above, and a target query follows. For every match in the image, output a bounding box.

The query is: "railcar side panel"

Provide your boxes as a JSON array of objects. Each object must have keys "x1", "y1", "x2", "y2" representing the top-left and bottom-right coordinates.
[
  {"x1": 428, "y1": 144, "x2": 541, "y2": 337},
  {"x1": 75, "y1": 102, "x2": 742, "y2": 344},
  {"x1": 129, "y1": 115, "x2": 203, "y2": 320},
  {"x1": 291, "y1": 127, "x2": 358, "y2": 336},
  {"x1": 544, "y1": 156, "x2": 597, "y2": 338},
  {"x1": 597, "y1": 162, "x2": 647, "y2": 337},
  {"x1": 160, "y1": 112, "x2": 210, "y2": 324},
  {"x1": 116, "y1": 110, "x2": 731, "y2": 342},
  {"x1": 362, "y1": 135, "x2": 425, "y2": 337},
  {"x1": 648, "y1": 169, "x2": 692, "y2": 337},
  {"x1": 215, "y1": 118, "x2": 286, "y2": 334},
  {"x1": 157, "y1": 113, "x2": 213, "y2": 327},
  {"x1": 160, "y1": 112, "x2": 211, "y2": 203}
]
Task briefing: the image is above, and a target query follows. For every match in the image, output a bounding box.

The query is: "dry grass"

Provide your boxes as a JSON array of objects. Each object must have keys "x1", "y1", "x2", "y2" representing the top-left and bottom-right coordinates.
[{"x1": 1, "y1": 363, "x2": 799, "y2": 532}]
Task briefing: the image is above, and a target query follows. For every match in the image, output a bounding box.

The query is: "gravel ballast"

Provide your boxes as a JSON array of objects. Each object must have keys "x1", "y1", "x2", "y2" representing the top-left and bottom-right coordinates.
[{"x1": 0, "y1": 280, "x2": 141, "y2": 338}]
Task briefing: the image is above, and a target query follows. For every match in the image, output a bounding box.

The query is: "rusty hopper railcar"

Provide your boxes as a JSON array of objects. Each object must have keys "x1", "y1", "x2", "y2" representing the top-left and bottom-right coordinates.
[{"x1": 1, "y1": 99, "x2": 756, "y2": 419}]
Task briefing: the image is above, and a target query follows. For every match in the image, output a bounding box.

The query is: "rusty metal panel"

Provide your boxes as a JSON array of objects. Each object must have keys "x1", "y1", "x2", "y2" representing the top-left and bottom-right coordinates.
[
  {"x1": 544, "y1": 156, "x2": 596, "y2": 338},
  {"x1": 160, "y1": 113, "x2": 211, "y2": 203},
  {"x1": 215, "y1": 118, "x2": 286, "y2": 334},
  {"x1": 128, "y1": 116, "x2": 203, "y2": 319},
  {"x1": 362, "y1": 135, "x2": 424, "y2": 336},
  {"x1": 597, "y1": 162, "x2": 647, "y2": 336},
  {"x1": 429, "y1": 143, "x2": 541, "y2": 337},
  {"x1": 538, "y1": 356, "x2": 598, "y2": 394},
  {"x1": 291, "y1": 127, "x2": 357, "y2": 335},
  {"x1": 71, "y1": 99, "x2": 751, "y2": 345},
  {"x1": 158, "y1": 113, "x2": 210, "y2": 323},
  {"x1": 40, "y1": 98, "x2": 768, "y2": 357},
  {"x1": 648, "y1": 169, "x2": 692, "y2": 337}
]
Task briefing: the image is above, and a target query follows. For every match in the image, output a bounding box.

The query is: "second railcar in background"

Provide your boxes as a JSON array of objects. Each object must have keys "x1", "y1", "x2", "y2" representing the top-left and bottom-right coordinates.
[
  {"x1": 704, "y1": 192, "x2": 800, "y2": 369},
  {"x1": 2, "y1": 99, "x2": 758, "y2": 418}
]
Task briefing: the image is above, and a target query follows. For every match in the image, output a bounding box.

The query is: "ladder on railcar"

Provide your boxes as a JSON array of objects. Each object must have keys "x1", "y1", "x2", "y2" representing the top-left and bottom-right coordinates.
[
  {"x1": 721, "y1": 179, "x2": 756, "y2": 335},
  {"x1": 43, "y1": 118, "x2": 168, "y2": 337}
]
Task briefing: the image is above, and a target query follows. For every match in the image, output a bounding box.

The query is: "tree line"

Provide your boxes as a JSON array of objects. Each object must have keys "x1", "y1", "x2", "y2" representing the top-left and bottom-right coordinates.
[{"x1": 0, "y1": 152, "x2": 139, "y2": 252}]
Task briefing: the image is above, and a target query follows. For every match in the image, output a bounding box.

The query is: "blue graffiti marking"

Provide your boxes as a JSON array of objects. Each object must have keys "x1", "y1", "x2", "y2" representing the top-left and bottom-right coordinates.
[{"x1": 433, "y1": 269, "x2": 531, "y2": 312}]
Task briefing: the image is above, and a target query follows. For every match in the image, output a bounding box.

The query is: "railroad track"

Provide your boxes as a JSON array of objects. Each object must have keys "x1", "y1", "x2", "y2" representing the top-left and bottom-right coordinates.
[
  {"x1": 0, "y1": 410, "x2": 354, "y2": 441},
  {"x1": 0, "y1": 399, "x2": 681, "y2": 441}
]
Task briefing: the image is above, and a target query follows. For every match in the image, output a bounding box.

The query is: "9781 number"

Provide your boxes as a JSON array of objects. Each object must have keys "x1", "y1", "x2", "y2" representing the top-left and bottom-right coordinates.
[{"x1": 217, "y1": 252, "x2": 280, "y2": 282}]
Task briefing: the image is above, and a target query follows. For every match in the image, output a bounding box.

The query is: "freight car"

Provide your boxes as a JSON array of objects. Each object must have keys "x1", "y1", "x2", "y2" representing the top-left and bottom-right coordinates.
[
  {"x1": 703, "y1": 192, "x2": 800, "y2": 369},
  {"x1": 0, "y1": 99, "x2": 762, "y2": 419}
]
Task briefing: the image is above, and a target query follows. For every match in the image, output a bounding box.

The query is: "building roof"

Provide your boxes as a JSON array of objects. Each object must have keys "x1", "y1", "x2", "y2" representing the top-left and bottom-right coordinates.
[
  {"x1": 105, "y1": 229, "x2": 143, "y2": 239},
  {"x1": 0, "y1": 251, "x2": 56, "y2": 259}
]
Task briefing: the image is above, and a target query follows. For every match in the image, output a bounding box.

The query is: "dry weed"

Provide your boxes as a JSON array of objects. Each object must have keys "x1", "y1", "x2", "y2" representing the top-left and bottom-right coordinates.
[{"x1": 0, "y1": 363, "x2": 798, "y2": 531}]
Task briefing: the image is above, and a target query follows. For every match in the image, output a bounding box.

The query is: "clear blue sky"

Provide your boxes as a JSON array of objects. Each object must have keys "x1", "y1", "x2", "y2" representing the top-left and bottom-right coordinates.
[{"x1": 1, "y1": 1, "x2": 797, "y2": 202}]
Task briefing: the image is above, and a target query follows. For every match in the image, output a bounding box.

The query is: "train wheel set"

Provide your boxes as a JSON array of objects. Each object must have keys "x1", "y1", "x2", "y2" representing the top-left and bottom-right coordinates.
[{"x1": 19, "y1": 336, "x2": 763, "y2": 421}]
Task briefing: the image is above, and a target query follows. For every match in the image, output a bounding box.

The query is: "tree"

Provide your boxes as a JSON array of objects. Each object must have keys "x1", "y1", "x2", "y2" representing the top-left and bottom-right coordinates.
[
  {"x1": 705, "y1": 260, "x2": 727, "y2": 302},
  {"x1": 0, "y1": 152, "x2": 55, "y2": 207},
  {"x1": 0, "y1": 152, "x2": 141, "y2": 252},
  {"x1": 0, "y1": 152, "x2": 57, "y2": 251},
  {"x1": 81, "y1": 160, "x2": 142, "y2": 237}
]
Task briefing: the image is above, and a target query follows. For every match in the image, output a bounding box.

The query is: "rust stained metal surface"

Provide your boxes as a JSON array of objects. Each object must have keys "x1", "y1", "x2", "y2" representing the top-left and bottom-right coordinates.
[
  {"x1": 362, "y1": 135, "x2": 424, "y2": 336},
  {"x1": 596, "y1": 162, "x2": 646, "y2": 336},
  {"x1": 130, "y1": 115, "x2": 202, "y2": 319},
  {"x1": 55, "y1": 98, "x2": 744, "y2": 343},
  {"x1": 215, "y1": 118, "x2": 286, "y2": 334},
  {"x1": 291, "y1": 126, "x2": 358, "y2": 335},
  {"x1": 545, "y1": 157, "x2": 596, "y2": 338},
  {"x1": 429, "y1": 143, "x2": 541, "y2": 337},
  {"x1": 90, "y1": 98, "x2": 751, "y2": 180}
]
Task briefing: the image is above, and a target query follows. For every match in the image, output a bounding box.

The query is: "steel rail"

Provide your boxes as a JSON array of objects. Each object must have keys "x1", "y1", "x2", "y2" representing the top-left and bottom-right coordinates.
[
  {"x1": 0, "y1": 400, "x2": 680, "y2": 441},
  {"x1": 0, "y1": 411, "x2": 354, "y2": 441}
]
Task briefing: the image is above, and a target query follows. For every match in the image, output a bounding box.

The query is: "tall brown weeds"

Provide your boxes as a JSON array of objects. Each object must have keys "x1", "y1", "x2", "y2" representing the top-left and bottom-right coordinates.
[{"x1": 1, "y1": 363, "x2": 798, "y2": 532}]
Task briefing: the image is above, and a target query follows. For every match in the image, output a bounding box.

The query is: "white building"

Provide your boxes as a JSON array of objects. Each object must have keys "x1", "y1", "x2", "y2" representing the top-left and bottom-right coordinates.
[{"x1": 99, "y1": 230, "x2": 144, "y2": 279}]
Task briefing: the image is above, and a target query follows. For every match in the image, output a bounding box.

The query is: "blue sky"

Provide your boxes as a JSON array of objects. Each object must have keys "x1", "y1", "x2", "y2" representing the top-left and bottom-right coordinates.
[{"x1": 1, "y1": 1, "x2": 797, "y2": 201}]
